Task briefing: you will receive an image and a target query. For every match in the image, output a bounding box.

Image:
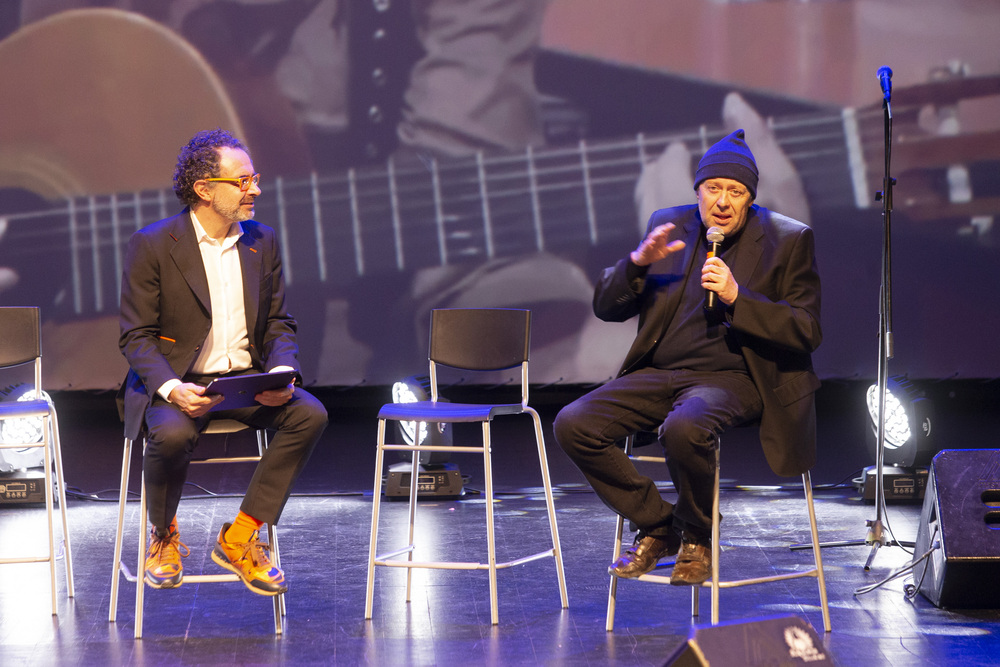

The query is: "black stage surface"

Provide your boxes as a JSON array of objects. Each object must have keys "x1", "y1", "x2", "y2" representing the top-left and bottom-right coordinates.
[{"x1": 2, "y1": 382, "x2": 1000, "y2": 665}]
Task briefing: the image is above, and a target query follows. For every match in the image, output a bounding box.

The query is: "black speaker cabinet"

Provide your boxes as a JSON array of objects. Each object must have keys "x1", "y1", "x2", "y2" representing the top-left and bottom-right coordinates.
[
  {"x1": 914, "y1": 449, "x2": 1000, "y2": 608},
  {"x1": 664, "y1": 615, "x2": 832, "y2": 666}
]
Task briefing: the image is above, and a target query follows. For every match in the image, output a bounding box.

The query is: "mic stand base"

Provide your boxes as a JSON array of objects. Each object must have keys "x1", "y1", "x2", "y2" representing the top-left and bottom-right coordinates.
[{"x1": 789, "y1": 517, "x2": 915, "y2": 570}]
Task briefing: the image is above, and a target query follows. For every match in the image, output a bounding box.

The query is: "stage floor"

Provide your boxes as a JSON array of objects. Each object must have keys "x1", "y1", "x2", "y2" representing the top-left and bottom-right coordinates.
[
  {"x1": 1, "y1": 388, "x2": 999, "y2": 665},
  {"x1": 2, "y1": 476, "x2": 1000, "y2": 665}
]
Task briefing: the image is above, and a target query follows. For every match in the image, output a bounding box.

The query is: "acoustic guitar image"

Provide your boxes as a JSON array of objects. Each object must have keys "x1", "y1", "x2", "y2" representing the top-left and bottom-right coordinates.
[
  {"x1": 0, "y1": 8, "x2": 308, "y2": 388},
  {"x1": 1, "y1": 9, "x2": 998, "y2": 388}
]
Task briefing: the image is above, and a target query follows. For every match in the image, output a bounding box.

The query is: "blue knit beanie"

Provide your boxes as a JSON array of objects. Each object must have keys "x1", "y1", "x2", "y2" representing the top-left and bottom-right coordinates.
[{"x1": 693, "y1": 129, "x2": 758, "y2": 198}]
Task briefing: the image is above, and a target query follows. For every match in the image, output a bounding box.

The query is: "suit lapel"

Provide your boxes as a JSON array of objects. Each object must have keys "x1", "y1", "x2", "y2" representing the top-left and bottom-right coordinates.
[
  {"x1": 730, "y1": 207, "x2": 765, "y2": 289},
  {"x1": 238, "y1": 229, "x2": 262, "y2": 340},
  {"x1": 168, "y1": 212, "x2": 211, "y2": 313}
]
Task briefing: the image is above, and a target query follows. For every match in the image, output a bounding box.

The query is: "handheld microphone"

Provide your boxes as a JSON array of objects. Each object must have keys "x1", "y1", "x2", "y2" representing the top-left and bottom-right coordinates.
[
  {"x1": 705, "y1": 226, "x2": 724, "y2": 310},
  {"x1": 877, "y1": 66, "x2": 892, "y2": 102}
]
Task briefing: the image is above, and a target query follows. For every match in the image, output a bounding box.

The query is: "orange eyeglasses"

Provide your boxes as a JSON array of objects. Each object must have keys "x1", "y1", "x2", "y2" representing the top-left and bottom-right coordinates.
[{"x1": 203, "y1": 173, "x2": 261, "y2": 191}]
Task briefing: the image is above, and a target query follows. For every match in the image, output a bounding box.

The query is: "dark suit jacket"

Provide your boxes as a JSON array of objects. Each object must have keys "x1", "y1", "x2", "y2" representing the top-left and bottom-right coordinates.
[
  {"x1": 593, "y1": 204, "x2": 822, "y2": 476},
  {"x1": 118, "y1": 209, "x2": 299, "y2": 440}
]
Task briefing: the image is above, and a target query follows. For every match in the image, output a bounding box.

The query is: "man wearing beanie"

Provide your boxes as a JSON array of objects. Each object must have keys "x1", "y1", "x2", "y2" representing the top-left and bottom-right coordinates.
[{"x1": 554, "y1": 129, "x2": 822, "y2": 584}]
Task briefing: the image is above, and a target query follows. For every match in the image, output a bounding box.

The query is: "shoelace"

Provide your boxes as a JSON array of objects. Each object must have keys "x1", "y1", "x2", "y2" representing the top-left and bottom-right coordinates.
[
  {"x1": 232, "y1": 530, "x2": 272, "y2": 568},
  {"x1": 149, "y1": 531, "x2": 190, "y2": 562}
]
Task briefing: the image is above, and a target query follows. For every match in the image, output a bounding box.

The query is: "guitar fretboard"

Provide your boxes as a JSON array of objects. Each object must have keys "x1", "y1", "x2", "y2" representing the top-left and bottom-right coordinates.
[{"x1": 0, "y1": 106, "x2": 876, "y2": 317}]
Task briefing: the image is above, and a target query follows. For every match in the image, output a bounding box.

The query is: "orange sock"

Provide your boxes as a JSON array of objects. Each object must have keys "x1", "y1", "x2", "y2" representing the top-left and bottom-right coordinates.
[
  {"x1": 154, "y1": 516, "x2": 178, "y2": 538},
  {"x1": 225, "y1": 511, "x2": 263, "y2": 544}
]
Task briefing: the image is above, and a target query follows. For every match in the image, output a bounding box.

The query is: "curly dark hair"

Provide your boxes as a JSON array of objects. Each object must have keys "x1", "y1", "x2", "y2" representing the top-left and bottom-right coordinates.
[{"x1": 172, "y1": 129, "x2": 250, "y2": 206}]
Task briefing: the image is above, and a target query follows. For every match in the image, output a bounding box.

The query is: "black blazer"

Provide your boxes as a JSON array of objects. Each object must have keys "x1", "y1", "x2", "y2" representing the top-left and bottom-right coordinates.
[
  {"x1": 118, "y1": 209, "x2": 299, "y2": 440},
  {"x1": 593, "y1": 204, "x2": 822, "y2": 476}
]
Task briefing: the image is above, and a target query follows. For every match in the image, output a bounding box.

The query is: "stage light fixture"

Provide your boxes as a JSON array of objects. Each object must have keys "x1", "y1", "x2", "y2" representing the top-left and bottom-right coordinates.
[
  {"x1": 391, "y1": 375, "x2": 451, "y2": 465},
  {"x1": 866, "y1": 375, "x2": 935, "y2": 469},
  {"x1": 0, "y1": 382, "x2": 48, "y2": 472},
  {"x1": 386, "y1": 376, "x2": 462, "y2": 498}
]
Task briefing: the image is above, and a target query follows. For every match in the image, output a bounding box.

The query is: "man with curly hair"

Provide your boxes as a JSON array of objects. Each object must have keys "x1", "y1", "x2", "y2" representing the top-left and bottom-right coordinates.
[{"x1": 118, "y1": 128, "x2": 328, "y2": 596}]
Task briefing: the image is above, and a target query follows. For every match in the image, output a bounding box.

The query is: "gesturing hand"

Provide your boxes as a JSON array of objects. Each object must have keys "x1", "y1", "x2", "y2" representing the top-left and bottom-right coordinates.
[{"x1": 630, "y1": 223, "x2": 686, "y2": 267}]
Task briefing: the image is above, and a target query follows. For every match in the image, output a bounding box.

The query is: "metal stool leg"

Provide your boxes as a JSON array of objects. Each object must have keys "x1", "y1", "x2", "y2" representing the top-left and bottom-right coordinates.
[
  {"x1": 364, "y1": 419, "x2": 388, "y2": 619},
  {"x1": 41, "y1": 429, "x2": 57, "y2": 614},
  {"x1": 710, "y1": 437, "x2": 722, "y2": 625},
  {"x1": 483, "y1": 422, "x2": 499, "y2": 625},
  {"x1": 404, "y1": 447, "x2": 420, "y2": 604},
  {"x1": 49, "y1": 408, "x2": 74, "y2": 599},
  {"x1": 803, "y1": 471, "x2": 832, "y2": 632},
  {"x1": 605, "y1": 512, "x2": 626, "y2": 632},
  {"x1": 529, "y1": 407, "x2": 569, "y2": 610},
  {"x1": 266, "y1": 522, "x2": 284, "y2": 635},
  {"x1": 109, "y1": 437, "x2": 134, "y2": 623},
  {"x1": 253, "y1": 428, "x2": 286, "y2": 630},
  {"x1": 606, "y1": 434, "x2": 636, "y2": 632},
  {"x1": 135, "y1": 441, "x2": 148, "y2": 639}
]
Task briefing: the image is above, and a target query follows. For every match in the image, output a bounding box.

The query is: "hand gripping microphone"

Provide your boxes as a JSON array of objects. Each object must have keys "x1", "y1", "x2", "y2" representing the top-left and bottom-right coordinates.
[{"x1": 704, "y1": 226, "x2": 725, "y2": 310}]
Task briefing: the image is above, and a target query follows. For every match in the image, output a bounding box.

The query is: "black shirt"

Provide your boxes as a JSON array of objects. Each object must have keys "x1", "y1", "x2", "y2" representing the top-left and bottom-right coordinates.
[{"x1": 645, "y1": 230, "x2": 748, "y2": 373}]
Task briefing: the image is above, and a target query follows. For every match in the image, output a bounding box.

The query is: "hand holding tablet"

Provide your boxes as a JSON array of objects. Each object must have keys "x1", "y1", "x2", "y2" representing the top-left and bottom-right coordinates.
[{"x1": 203, "y1": 371, "x2": 298, "y2": 411}]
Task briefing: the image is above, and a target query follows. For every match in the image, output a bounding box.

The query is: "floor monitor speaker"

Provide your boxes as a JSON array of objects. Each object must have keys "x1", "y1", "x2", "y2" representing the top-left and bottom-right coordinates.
[
  {"x1": 663, "y1": 614, "x2": 832, "y2": 666},
  {"x1": 914, "y1": 449, "x2": 1000, "y2": 608}
]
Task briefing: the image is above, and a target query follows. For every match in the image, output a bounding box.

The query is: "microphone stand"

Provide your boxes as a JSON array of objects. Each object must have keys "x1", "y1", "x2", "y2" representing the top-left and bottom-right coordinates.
[
  {"x1": 862, "y1": 86, "x2": 916, "y2": 569},
  {"x1": 791, "y1": 71, "x2": 913, "y2": 568}
]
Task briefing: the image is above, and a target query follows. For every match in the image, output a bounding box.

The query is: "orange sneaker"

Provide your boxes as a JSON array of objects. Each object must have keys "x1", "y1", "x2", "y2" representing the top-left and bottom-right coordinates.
[
  {"x1": 144, "y1": 527, "x2": 189, "y2": 589},
  {"x1": 211, "y1": 522, "x2": 287, "y2": 596}
]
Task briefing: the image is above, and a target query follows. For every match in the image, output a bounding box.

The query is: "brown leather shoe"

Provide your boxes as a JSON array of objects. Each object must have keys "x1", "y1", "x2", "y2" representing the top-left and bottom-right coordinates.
[
  {"x1": 609, "y1": 532, "x2": 681, "y2": 579},
  {"x1": 670, "y1": 537, "x2": 711, "y2": 586}
]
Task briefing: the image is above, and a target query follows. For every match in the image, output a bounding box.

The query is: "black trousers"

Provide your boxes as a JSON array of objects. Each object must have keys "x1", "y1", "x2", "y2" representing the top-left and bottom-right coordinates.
[
  {"x1": 553, "y1": 367, "x2": 762, "y2": 540},
  {"x1": 142, "y1": 384, "x2": 328, "y2": 531}
]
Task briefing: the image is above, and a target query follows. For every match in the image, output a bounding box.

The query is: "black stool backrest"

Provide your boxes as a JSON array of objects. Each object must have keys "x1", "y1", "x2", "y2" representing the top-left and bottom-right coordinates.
[
  {"x1": 0, "y1": 307, "x2": 41, "y2": 368},
  {"x1": 428, "y1": 308, "x2": 530, "y2": 371}
]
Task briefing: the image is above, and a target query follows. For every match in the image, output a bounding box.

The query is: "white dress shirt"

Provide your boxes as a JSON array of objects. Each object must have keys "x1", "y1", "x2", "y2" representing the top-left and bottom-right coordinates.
[{"x1": 156, "y1": 212, "x2": 251, "y2": 400}]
